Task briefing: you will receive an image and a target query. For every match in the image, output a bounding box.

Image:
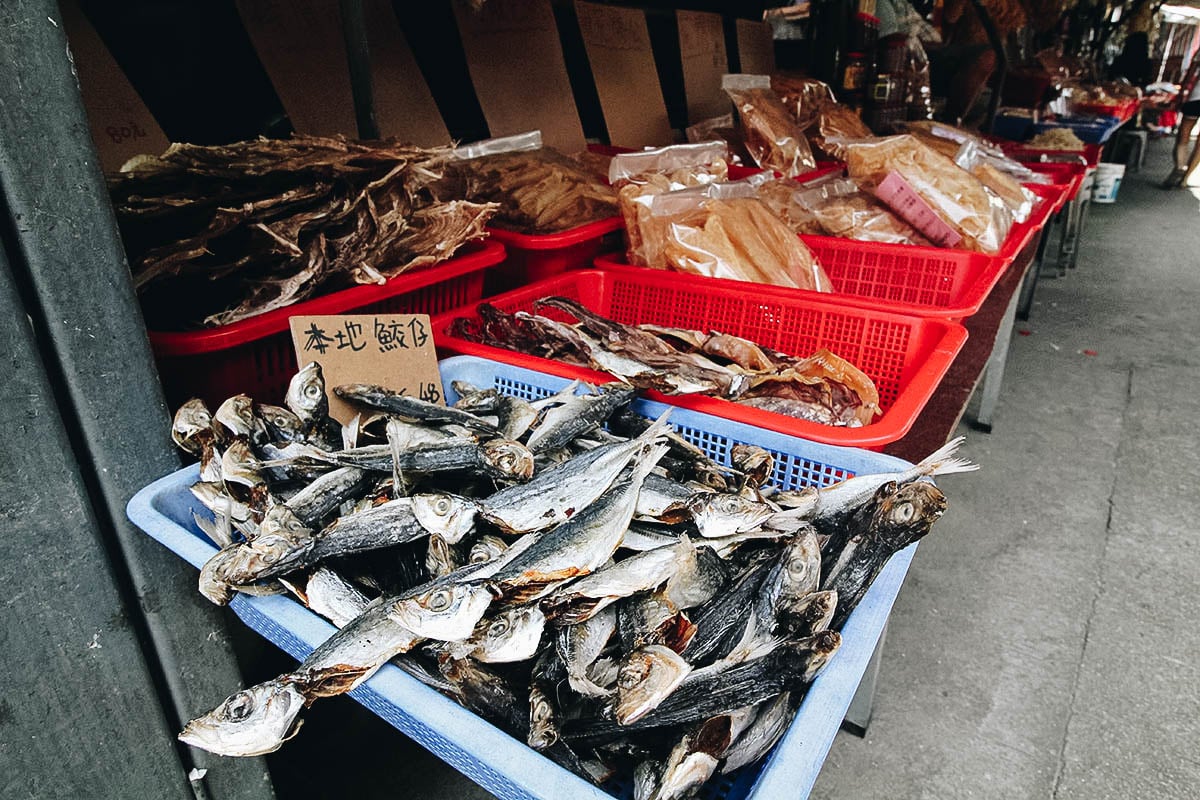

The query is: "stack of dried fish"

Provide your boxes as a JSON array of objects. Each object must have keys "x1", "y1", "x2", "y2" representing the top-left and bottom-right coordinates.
[
  {"x1": 110, "y1": 134, "x2": 497, "y2": 329},
  {"x1": 449, "y1": 297, "x2": 881, "y2": 427},
  {"x1": 170, "y1": 362, "x2": 975, "y2": 797}
]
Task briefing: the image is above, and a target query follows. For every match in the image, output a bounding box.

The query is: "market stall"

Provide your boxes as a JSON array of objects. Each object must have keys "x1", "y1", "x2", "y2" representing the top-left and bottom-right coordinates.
[{"x1": 1, "y1": 1, "x2": 1172, "y2": 799}]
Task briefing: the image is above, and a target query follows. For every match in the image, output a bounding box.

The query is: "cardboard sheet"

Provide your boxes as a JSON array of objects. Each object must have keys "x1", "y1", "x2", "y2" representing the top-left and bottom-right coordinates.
[
  {"x1": 677, "y1": 10, "x2": 730, "y2": 126},
  {"x1": 736, "y1": 19, "x2": 776, "y2": 76},
  {"x1": 237, "y1": 0, "x2": 358, "y2": 136},
  {"x1": 454, "y1": 0, "x2": 585, "y2": 153},
  {"x1": 575, "y1": 1, "x2": 672, "y2": 147},
  {"x1": 363, "y1": 0, "x2": 451, "y2": 146},
  {"x1": 290, "y1": 313, "x2": 443, "y2": 423},
  {"x1": 60, "y1": 0, "x2": 169, "y2": 171}
]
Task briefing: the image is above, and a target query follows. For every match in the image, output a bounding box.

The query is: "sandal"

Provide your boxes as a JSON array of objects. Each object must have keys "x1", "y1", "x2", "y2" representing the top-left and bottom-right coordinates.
[{"x1": 1161, "y1": 168, "x2": 1186, "y2": 189}]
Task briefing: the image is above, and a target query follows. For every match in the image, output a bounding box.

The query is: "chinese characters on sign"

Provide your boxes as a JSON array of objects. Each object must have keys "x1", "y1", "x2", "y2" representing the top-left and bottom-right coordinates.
[
  {"x1": 301, "y1": 317, "x2": 430, "y2": 355},
  {"x1": 289, "y1": 314, "x2": 443, "y2": 424}
]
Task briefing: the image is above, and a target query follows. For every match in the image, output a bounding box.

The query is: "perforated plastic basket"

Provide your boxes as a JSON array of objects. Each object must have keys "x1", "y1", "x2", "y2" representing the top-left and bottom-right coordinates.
[
  {"x1": 433, "y1": 270, "x2": 966, "y2": 449},
  {"x1": 485, "y1": 218, "x2": 624, "y2": 292},
  {"x1": 149, "y1": 241, "x2": 506, "y2": 410},
  {"x1": 595, "y1": 178, "x2": 1057, "y2": 319},
  {"x1": 127, "y1": 355, "x2": 917, "y2": 800}
]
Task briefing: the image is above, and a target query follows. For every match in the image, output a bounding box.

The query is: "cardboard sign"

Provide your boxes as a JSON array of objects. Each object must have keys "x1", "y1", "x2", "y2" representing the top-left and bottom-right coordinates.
[
  {"x1": 678, "y1": 11, "x2": 729, "y2": 126},
  {"x1": 290, "y1": 314, "x2": 443, "y2": 424},
  {"x1": 60, "y1": 0, "x2": 169, "y2": 172},
  {"x1": 454, "y1": 0, "x2": 586, "y2": 153},
  {"x1": 236, "y1": 0, "x2": 358, "y2": 136},
  {"x1": 575, "y1": 2, "x2": 673, "y2": 148},
  {"x1": 736, "y1": 19, "x2": 776, "y2": 76},
  {"x1": 363, "y1": 0, "x2": 451, "y2": 146}
]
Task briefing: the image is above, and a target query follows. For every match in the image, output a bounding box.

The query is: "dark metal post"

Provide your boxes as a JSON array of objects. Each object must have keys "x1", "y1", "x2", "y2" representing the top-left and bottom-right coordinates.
[
  {"x1": 969, "y1": 0, "x2": 1008, "y2": 133},
  {"x1": 0, "y1": 246, "x2": 194, "y2": 798},
  {"x1": 0, "y1": 2, "x2": 274, "y2": 797},
  {"x1": 340, "y1": 0, "x2": 381, "y2": 139}
]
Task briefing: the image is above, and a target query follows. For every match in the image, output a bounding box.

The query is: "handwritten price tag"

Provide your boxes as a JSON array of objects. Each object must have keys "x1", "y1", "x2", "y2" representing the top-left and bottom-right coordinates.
[{"x1": 289, "y1": 313, "x2": 443, "y2": 424}]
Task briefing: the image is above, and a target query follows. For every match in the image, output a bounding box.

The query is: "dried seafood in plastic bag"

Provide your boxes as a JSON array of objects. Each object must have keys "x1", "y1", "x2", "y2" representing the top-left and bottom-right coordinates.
[
  {"x1": 841, "y1": 135, "x2": 1010, "y2": 254},
  {"x1": 723, "y1": 74, "x2": 817, "y2": 177},
  {"x1": 642, "y1": 183, "x2": 832, "y2": 292}
]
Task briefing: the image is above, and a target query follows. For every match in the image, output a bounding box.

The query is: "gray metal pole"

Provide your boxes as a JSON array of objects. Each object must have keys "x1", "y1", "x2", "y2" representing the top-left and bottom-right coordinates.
[
  {"x1": 0, "y1": 3, "x2": 274, "y2": 798},
  {"x1": 0, "y1": 246, "x2": 193, "y2": 799}
]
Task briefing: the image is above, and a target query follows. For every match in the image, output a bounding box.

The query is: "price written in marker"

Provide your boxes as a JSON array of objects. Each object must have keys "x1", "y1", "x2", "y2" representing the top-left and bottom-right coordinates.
[{"x1": 289, "y1": 313, "x2": 444, "y2": 424}]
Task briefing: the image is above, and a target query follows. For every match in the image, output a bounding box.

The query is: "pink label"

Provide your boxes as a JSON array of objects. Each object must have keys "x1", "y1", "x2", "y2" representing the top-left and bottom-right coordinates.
[{"x1": 876, "y1": 172, "x2": 963, "y2": 248}]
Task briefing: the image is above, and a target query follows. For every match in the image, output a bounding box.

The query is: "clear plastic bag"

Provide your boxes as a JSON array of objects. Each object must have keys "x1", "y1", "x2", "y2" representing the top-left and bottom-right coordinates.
[
  {"x1": 643, "y1": 181, "x2": 833, "y2": 291},
  {"x1": 902, "y1": 124, "x2": 1037, "y2": 223},
  {"x1": 770, "y1": 75, "x2": 836, "y2": 129},
  {"x1": 438, "y1": 131, "x2": 617, "y2": 234},
  {"x1": 841, "y1": 135, "x2": 1011, "y2": 254},
  {"x1": 723, "y1": 74, "x2": 817, "y2": 177},
  {"x1": 789, "y1": 176, "x2": 932, "y2": 245},
  {"x1": 611, "y1": 142, "x2": 731, "y2": 265}
]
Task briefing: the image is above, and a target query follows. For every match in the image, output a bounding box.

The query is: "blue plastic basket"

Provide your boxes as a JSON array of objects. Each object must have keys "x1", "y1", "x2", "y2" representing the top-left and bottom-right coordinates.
[
  {"x1": 1031, "y1": 115, "x2": 1124, "y2": 145},
  {"x1": 128, "y1": 355, "x2": 919, "y2": 800}
]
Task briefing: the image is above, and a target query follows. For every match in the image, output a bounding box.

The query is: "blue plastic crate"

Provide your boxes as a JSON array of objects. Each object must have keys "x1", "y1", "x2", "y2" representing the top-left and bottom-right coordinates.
[
  {"x1": 1032, "y1": 115, "x2": 1124, "y2": 145},
  {"x1": 128, "y1": 355, "x2": 919, "y2": 800}
]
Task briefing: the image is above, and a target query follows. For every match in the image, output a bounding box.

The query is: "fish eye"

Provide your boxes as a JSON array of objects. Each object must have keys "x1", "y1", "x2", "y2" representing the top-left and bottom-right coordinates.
[
  {"x1": 428, "y1": 588, "x2": 453, "y2": 612},
  {"x1": 894, "y1": 502, "x2": 915, "y2": 522},
  {"x1": 304, "y1": 384, "x2": 322, "y2": 399},
  {"x1": 723, "y1": 497, "x2": 741, "y2": 512},
  {"x1": 225, "y1": 692, "x2": 254, "y2": 721},
  {"x1": 489, "y1": 619, "x2": 510, "y2": 637},
  {"x1": 434, "y1": 497, "x2": 451, "y2": 515},
  {"x1": 469, "y1": 549, "x2": 491, "y2": 564},
  {"x1": 789, "y1": 558, "x2": 810, "y2": 576},
  {"x1": 260, "y1": 551, "x2": 277, "y2": 564}
]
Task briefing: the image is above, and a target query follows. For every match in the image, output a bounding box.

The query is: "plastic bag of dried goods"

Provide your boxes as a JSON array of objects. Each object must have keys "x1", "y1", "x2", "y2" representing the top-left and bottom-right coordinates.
[
  {"x1": 840, "y1": 134, "x2": 1011, "y2": 254},
  {"x1": 643, "y1": 181, "x2": 833, "y2": 291},
  {"x1": 611, "y1": 141, "x2": 731, "y2": 265},
  {"x1": 438, "y1": 131, "x2": 618, "y2": 234},
  {"x1": 723, "y1": 74, "x2": 817, "y2": 177},
  {"x1": 791, "y1": 175, "x2": 932, "y2": 245}
]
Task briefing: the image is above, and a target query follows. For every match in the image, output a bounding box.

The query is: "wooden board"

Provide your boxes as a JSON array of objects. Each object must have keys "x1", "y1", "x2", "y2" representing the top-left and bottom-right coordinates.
[
  {"x1": 236, "y1": 0, "x2": 357, "y2": 136},
  {"x1": 363, "y1": 0, "x2": 450, "y2": 146},
  {"x1": 454, "y1": 0, "x2": 585, "y2": 153},
  {"x1": 575, "y1": 1, "x2": 673, "y2": 147},
  {"x1": 60, "y1": 0, "x2": 169, "y2": 171},
  {"x1": 736, "y1": 18, "x2": 776, "y2": 75},
  {"x1": 677, "y1": 10, "x2": 729, "y2": 125}
]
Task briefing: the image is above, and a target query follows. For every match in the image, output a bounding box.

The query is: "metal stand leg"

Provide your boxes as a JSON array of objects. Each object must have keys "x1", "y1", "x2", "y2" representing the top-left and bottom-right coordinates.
[
  {"x1": 1057, "y1": 194, "x2": 1081, "y2": 277},
  {"x1": 971, "y1": 288, "x2": 1021, "y2": 433},
  {"x1": 843, "y1": 623, "x2": 888, "y2": 736},
  {"x1": 1070, "y1": 194, "x2": 1092, "y2": 270},
  {"x1": 1016, "y1": 228, "x2": 1050, "y2": 321}
]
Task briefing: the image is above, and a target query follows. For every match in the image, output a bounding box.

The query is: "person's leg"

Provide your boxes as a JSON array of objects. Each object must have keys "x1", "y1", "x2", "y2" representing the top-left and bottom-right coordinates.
[
  {"x1": 1183, "y1": 129, "x2": 1200, "y2": 184},
  {"x1": 1174, "y1": 116, "x2": 1196, "y2": 170},
  {"x1": 1163, "y1": 115, "x2": 1197, "y2": 187}
]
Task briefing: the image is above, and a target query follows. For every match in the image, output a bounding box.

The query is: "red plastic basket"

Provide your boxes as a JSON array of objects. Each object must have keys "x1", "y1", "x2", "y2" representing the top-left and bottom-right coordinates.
[
  {"x1": 995, "y1": 140, "x2": 1104, "y2": 167},
  {"x1": 1025, "y1": 162, "x2": 1087, "y2": 202},
  {"x1": 150, "y1": 240, "x2": 506, "y2": 410},
  {"x1": 596, "y1": 180, "x2": 1058, "y2": 320},
  {"x1": 432, "y1": 269, "x2": 967, "y2": 449},
  {"x1": 484, "y1": 217, "x2": 624, "y2": 293}
]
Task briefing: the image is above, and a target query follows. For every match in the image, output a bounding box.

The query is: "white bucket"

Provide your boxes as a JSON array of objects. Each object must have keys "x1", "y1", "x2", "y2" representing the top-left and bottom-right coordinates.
[{"x1": 1092, "y1": 163, "x2": 1125, "y2": 204}]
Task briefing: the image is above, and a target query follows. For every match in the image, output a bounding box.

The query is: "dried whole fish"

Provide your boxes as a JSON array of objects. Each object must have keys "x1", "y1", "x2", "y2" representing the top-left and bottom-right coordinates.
[
  {"x1": 451, "y1": 301, "x2": 883, "y2": 427},
  {"x1": 172, "y1": 366, "x2": 974, "y2": 797}
]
